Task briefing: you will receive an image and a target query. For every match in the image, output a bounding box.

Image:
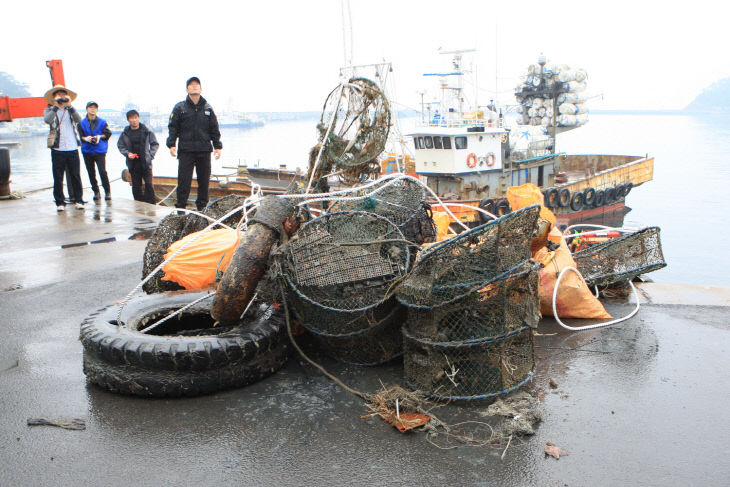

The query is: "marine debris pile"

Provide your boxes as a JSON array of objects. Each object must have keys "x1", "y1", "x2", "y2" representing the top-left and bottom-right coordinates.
[
  {"x1": 77, "y1": 75, "x2": 666, "y2": 448},
  {"x1": 514, "y1": 57, "x2": 589, "y2": 129}
]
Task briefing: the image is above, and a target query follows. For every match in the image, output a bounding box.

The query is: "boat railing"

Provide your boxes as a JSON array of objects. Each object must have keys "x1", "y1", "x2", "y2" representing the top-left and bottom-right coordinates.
[{"x1": 416, "y1": 117, "x2": 504, "y2": 129}]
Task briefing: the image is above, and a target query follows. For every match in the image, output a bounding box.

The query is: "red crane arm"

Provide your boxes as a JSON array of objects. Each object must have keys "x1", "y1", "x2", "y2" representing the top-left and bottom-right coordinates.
[{"x1": 0, "y1": 60, "x2": 65, "y2": 122}]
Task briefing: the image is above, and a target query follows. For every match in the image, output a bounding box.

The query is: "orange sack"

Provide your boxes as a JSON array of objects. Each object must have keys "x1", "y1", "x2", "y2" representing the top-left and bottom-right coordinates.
[
  {"x1": 162, "y1": 229, "x2": 241, "y2": 290},
  {"x1": 431, "y1": 210, "x2": 452, "y2": 242},
  {"x1": 506, "y1": 183, "x2": 557, "y2": 228},
  {"x1": 533, "y1": 230, "x2": 612, "y2": 319}
]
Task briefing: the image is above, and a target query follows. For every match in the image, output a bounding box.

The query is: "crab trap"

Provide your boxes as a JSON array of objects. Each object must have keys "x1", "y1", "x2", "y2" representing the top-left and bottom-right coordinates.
[
  {"x1": 403, "y1": 326, "x2": 535, "y2": 401},
  {"x1": 405, "y1": 260, "x2": 541, "y2": 343},
  {"x1": 396, "y1": 205, "x2": 541, "y2": 308},
  {"x1": 327, "y1": 178, "x2": 437, "y2": 245},
  {"x1": 275, "y1": 211, "x2": 410, "y2": 312},
  {"x1": 572, "y1": 226, "x2": 666, "y2": 287}
]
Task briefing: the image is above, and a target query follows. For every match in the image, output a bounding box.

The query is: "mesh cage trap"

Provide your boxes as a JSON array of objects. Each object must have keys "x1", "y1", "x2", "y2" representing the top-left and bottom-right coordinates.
[
  {"x1": 572, "y1": 226, "x2": 666, "y2": 287},
  {"x1": 327, "y1": 178, "x2": 436, "y2": 245},
  {"x1": 396, "y1": 205, "x2": 541, "y2": 308},
  {"x1": 403, "y1": 326, "x2": 535, "y2": 401},
  {"x1": 406, "y1": 260, "x2": 541, "y2": 343},
  {"x1": 276, "y1": 211, "x2": 410, "y2": 312},
  {"x1": 311, "y1": 77, "x2": 391, "y2": 186},
  {"x1": 304, "y1": 303, "x2": 407, "y2": 366}
]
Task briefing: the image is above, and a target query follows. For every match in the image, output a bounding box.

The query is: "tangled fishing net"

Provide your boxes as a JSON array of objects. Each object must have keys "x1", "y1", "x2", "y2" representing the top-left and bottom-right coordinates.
[
  {"x1": 572, "y1": 226, "x2": 666, "y2": 287},
  {"x1": 308, "y1": 77, "x2": 391, "y2": 187},
  {"x1": 396, "y1": 205, "x2": 541, "y2": 308}
]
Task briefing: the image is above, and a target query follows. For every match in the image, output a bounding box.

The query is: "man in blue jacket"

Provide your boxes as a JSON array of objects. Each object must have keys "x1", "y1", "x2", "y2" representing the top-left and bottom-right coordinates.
[
  {"x1": 77, "y1": 101, "x2": 112, "y2": 201},
  {"x1": 166, "y1": 76, "x2": 222, "y2": 211},
  {"x1": 117, "y1": 110, "x2": 158, "y2": 204}
]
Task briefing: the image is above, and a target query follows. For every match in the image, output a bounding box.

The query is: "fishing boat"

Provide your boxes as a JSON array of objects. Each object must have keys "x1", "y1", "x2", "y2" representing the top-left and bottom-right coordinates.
[{"x1": 403, "y1": 50, "x2": 654, "y2": 227}]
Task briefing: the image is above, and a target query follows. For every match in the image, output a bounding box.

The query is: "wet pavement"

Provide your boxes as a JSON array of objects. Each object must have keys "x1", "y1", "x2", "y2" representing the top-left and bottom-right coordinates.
[{"x1": 2, "y1": 188, "x2": 730, "y2": 486}]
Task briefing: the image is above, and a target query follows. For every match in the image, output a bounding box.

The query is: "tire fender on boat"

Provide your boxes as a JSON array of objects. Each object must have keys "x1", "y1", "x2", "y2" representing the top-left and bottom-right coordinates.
[
  {"x1": 583, "y1": 187, "x2": 596, "y2": 207},
  {"x1": 594, "y1": 189, "x2": 605, "y2": 207},
  {"x1": 495, "y1": 199, "x2": 511, "y2": 216},
  {"x1": 544, "y1": 188, "x2": 559, "y2": 208},
  {"x1": 605, "y1": 186, "x2": 617, "y2": 203},
  {"x1": 570, "y1": 192, "x2": 584, "y2": 211},
  {"x1": 478, "y1": 198, "x2": 495, "y2": 223},
  {"x1": 557, "y1": 188, "x2": 571, "y2": 207}
]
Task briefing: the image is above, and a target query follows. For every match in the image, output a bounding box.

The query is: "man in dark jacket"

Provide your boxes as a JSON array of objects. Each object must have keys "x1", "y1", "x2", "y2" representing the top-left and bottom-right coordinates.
[
  {"x1": 166, "y1": 76, "x2": 222, "y2": 211},
  {"x1": 43, "y1": 84, "x2": 84, "y2": 211},
  {"x1": 77, "y1": 101, "x2": 113, "y2": 201},
  {"x1": 117, "y1": 110, "x2": 159, "y2": 204}
]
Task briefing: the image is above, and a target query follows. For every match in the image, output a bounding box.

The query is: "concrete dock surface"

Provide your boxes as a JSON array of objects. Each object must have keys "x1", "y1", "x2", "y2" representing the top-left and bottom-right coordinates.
[{"x1": 2, "y1": 187, "x2": 729, "y2": 486}]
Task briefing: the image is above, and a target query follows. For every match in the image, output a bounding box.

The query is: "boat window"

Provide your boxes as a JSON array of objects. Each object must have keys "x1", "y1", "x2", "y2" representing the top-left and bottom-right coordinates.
[
  {"x1": 416, "y1": 137, "x2": 424, "y2": 149},
  {"x1": 424, "y1": 136, "x2": 434, "y2": 149},
  {"x1": 433, "y1": 136, "x2": 443, "y2": 149},
  {"x1": 455, "y1": 136, "x2": 468, "y2": 149},
  {"x1": 442, "y1": 136, "x2": 452, "y2": 149}
]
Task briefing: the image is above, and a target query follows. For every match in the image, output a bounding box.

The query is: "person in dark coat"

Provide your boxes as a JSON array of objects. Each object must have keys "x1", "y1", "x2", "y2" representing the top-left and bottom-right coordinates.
[
  {"x1": 117, "y1": 110, "x2": 158, "y2": 204},
  {"x1": 77, "y1": 101, "x2": 112, "y2": 201},
  {"x1": 166, "y1": 76, "x2": 222, "y2": 211}
]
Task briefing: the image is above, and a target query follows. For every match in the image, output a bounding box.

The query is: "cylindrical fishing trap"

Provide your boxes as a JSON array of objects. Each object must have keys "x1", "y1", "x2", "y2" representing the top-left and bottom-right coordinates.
[
  {"x1": 276, "y1": 211, "x2": 410, "y2": 312},
  {"x1": 403, "y1": 327, "x2": 535, "y2": 401},
  {"x1": 396, "y1": 205, "x2": 541, "y2": 308},
  {"x1": 327, "y1": 178, "x2": 436, "y2": 245},
  {"x1": 405, "y1": 260, "x2": 541, "y2": 343},
  {"x1": 572, "y1": 226, "x2": 666, "y2": 287}
]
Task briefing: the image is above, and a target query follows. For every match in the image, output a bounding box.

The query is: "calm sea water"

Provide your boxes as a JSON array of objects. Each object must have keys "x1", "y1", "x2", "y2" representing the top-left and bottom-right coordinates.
[{"x1": 4, "y1": 113, "x2": 728, "y2": 287}]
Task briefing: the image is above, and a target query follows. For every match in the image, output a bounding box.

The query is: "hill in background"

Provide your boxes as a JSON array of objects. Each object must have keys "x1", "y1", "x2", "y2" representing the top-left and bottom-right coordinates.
[
  {"x1": 685, "y1": 78, "x2": 730, "y2": 112},
  {"x1": 0, "y1": 72, "x2": 31, "y2": 97}
]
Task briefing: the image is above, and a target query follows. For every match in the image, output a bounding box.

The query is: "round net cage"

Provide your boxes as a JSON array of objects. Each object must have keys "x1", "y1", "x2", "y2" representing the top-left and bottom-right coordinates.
[
  {"x1": 305, "y1": 304, "x2": 406, "y2": 366},
  {"x1": 403, "y1": 326, "x2": 535, "y2": 401},
  {"x1": 405, "y1": 260, "x2": 540, "y2": 343},
  {"x1": 327, "y1": 178, "x2": 436, "y2": 245},
  {"x1": 276, "y1": 211, "x2": 410, "y2": 312},
  {"x1": 312, "y1": 77, "x2": 391, "y2": 186},
  {"x1": 285, "y1": 288, "x2": 397, "y2": 336},
  {"x1": 396, "y1": 205, "x2": 541, "y2": 308},
  {"x1": 572, "y1": 226, "x2": 666, "y2": 287}
]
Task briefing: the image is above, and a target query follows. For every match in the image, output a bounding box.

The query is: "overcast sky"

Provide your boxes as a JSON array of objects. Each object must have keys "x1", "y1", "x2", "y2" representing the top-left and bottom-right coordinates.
[{"x1": 3, "y1": 0, "x2": 726, "y2": 114}]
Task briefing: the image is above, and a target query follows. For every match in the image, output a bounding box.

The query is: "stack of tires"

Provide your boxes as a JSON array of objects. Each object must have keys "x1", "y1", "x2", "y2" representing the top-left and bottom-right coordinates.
[{"x1": 543, "y1": 182, "x2": 633, "y2": 212}]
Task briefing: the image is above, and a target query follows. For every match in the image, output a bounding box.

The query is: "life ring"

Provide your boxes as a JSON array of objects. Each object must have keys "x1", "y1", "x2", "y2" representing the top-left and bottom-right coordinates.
[
  {"x1": 583, "y1": 187, "x2": 596, "y2": 206},
  {"x1": 485, "y1": 153, "x2": 496, "y2": 167},
  {"x1": 544, "y1": 188, "x2": 559, "y2": 208},
  {"x1": 466, "y1": 153, "x2": 478, "y2": 168},
  {"x1": 593, "y1": 189, "x2": 605, "y2": 207},
  {"x1": 570, "y1": 192, "x2": 584, "y2": 212},
  {"x1": 478, "y1": 198, "x2": 496, "y2": 223},
  {"x1": 557, "y1": 188, "x2": 571, "y2": 207},
  {"x1": 495, "y1": 199, "x2": 511, "y2": 216}
]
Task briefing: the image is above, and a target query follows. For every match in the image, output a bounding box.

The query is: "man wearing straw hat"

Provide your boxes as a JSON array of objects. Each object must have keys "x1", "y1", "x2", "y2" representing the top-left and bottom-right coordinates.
[{"x1": 43, "y1": 84, "x2": 84, "y2": 211}]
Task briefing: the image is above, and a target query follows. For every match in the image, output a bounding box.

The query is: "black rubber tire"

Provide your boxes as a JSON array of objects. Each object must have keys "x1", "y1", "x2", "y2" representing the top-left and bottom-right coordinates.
[
  {"x1": 557, "y1": 188, "x2": 571, "y2": 207},
  {"x1": 79, "y1": 291, "x2": 291, "y2": 397},
  {"x1": 0, "y1": 148, "x2": 10, "y2": 184},
  {"x1": 495, "y1": 199, "x2": 511, "y2": 216},
  {"x1": 478, "y1": 198, "x2": 495, "y2": 223},
  {"x1": 583, "y1": 187, "x2": 596, "y2": 207},
  {"x1": 620, "y1": 182, "x2": 633, "y2": 198},
  {"x1": 593, "y1": 189, "x2": 605, "y2": 207},
  {"x1": 544, "y1": 188, "x2": 559, "y2": 209},
  {"x1": 605, "y1": 187, "x2": 617, "y2": 204},
  {"x1": 570, "y1": 192, "x2": 584, "y2": 211}
]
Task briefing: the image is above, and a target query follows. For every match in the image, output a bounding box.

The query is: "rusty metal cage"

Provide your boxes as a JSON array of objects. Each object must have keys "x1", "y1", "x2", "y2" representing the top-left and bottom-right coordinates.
[
  {"x1": 276, "y1": 211, "x2": 410, "y2": 312},
  {"x1": 405, "y1": 260, "x2": 541, "y2": 343},
  {"x1": 396, "y1": 205, "x2": 541, "y2": 308},
  {"x1": 572, "y1": 226, "x2": 666, "y2": 287},
  {"x1": 403, "y1": 327, "x2": 535, "y2": 401}
]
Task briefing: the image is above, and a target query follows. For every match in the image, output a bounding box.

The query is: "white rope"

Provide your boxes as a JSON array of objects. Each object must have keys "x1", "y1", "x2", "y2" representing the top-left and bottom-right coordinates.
[
  {"x1": 306, "y1": 83, "x2": 346, "y2": 194},
  {"x1": 139, "y1": 292, "x2": 216, "y2": 334},
  {"x1": 156, "y1": 185, "x2": 178, "y2": 206},
  {"x1": 552, "y1": 266, "x2": 640, "y2": 331},
  {"x1": 174, "y1": 208, "x2": 234, "y2": 230}
]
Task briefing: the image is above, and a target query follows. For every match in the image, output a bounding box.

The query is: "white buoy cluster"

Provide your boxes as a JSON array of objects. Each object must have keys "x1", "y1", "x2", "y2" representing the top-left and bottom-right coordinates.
[{"x1": 515, "y1": 61, "x2": 589, "y2": 128}]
